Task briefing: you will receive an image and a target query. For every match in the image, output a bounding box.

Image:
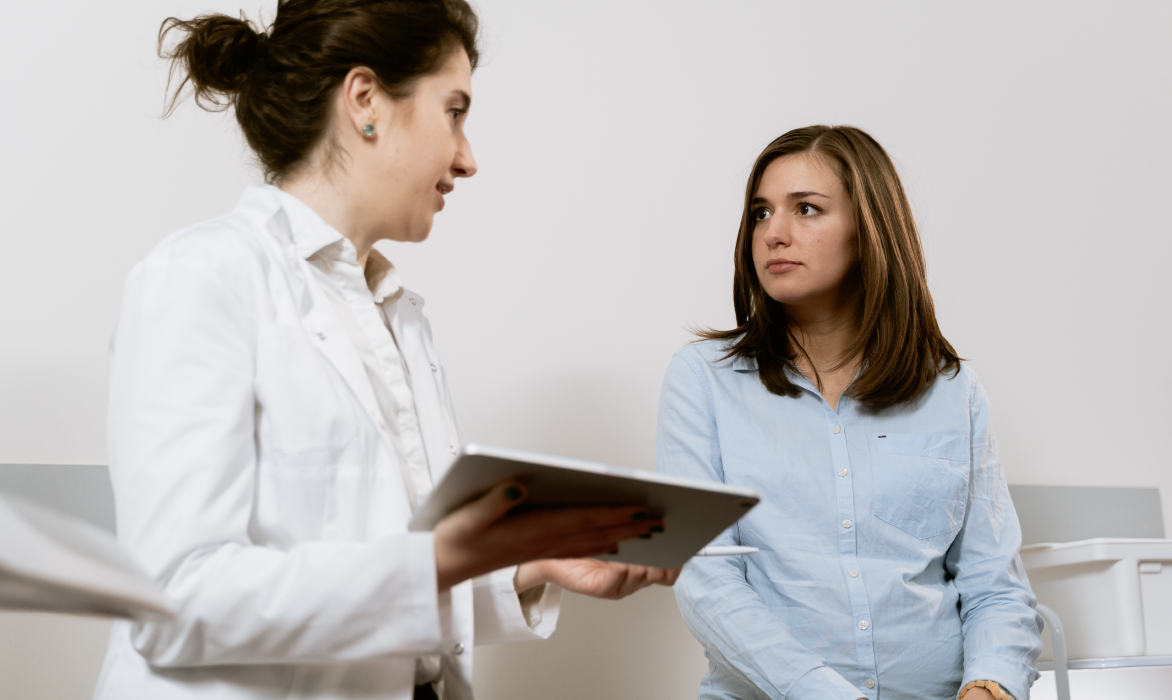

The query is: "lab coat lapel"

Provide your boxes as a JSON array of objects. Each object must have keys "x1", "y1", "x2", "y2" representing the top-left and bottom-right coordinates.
[
  {"x1": 259, "y1": 209, "x2": 388, "y2": 444},
  {"x1": 295, "y1": 263, "x2": 387, "y2": 441}
]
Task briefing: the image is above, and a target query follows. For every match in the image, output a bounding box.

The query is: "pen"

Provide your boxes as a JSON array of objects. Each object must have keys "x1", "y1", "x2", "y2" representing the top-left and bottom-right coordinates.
[{"x1": 695, "y1": 546, "x2": 759, "y2": 557}]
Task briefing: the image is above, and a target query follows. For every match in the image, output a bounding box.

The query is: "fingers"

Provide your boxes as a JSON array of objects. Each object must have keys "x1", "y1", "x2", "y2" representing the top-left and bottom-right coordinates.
[
  {"x1": 455, "y1": 480, "x2": 528, "y2": 533},
  {"x1": 519, "y1": 518, "x2": 664, "y2": 561}
]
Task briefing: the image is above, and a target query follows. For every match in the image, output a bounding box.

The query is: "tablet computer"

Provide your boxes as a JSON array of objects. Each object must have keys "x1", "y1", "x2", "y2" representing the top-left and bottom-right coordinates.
[{"x1": 407, "y1": 443, "x2": 760, "y2": 569}]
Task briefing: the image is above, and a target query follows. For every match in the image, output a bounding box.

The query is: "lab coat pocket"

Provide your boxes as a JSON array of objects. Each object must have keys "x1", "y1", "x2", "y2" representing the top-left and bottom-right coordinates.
[
  {"x1": 869, "y1": 433, "x2": 970, "y2": 539},
  {"x1": 255, "y1": 323, "x2": 359, "y2": 468}
]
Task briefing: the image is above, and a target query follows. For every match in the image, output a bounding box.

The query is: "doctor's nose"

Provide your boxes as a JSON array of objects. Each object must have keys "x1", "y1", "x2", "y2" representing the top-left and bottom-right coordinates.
[{"x1": 453, "y1": 137, "x2": 477, "y2": 179}]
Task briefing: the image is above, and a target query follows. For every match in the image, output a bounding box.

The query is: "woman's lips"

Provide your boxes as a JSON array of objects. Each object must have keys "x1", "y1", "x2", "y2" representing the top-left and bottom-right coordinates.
[{"x1": 766, "y1": 259, "x2": 800, "y2": 273}]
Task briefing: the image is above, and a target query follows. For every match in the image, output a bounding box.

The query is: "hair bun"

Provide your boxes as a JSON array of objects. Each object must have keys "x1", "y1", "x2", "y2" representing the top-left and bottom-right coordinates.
[{"x1": 160, "y1": 13, "x2": 266, "y2": 109}]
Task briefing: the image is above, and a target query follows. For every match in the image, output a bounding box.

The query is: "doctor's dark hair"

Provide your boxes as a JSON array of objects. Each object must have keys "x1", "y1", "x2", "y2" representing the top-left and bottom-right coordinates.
[
  {"x1": 699, "y1": 125, "x2": 961, "y2": 407},
  {"x1": 160, "y1": 0, "x2": 480, "y2": 182}
]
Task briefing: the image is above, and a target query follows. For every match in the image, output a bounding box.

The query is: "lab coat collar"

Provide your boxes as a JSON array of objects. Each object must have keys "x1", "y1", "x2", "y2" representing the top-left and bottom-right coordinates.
[
  {"x1": 262, "y1": 185, "x2": 349, "y2": 261},
  {"x1": 235, "y1": 185, "x2": 343, "y2": 262}
]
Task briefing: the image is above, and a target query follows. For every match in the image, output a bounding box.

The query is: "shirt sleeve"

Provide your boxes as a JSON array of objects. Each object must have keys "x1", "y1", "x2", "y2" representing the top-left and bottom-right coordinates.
[
  {"x1": 109, "y1": 234, "x2": 443, "y2": 667},
  {"x1": 945, "y1": 374, "x2": 1043, "y2": 700},
  {"x1": 472, "y1": 567, "x2": 562, "y2": 644},
  {"x1": 655, "y1": 353, "x2": 864, "y2": 700}
]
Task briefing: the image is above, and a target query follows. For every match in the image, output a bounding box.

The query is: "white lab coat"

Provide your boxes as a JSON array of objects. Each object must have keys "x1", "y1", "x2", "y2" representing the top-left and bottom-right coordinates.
[{"x1": 93, "y1": 186, "x2": 560, "y2": 700}]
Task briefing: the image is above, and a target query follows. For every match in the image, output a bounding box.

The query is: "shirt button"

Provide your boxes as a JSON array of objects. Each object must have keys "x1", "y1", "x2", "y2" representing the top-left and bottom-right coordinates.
[
  {"x1": 409, "y1": 297, "x2": 417, "y2": 306},
  {"x1": 430, "y1": 364, "x2": 438, "y2": 372},
  {"x1": 833, "y1": 425, "x2": 841, "y2": 434},
  {"x1": 849, "y1": 569, "x2": 859, "y2": 577},
  {"x1": 865, "y1": 678, "x2": 875, "y2": 689},
  {"x1": 316, "y1": 332, "x2": 326, "y2": 341},
  {"x1": 842, "y1": 519, "x2": 852, "y2": 529},
  {"x1": 449, "y1": 445, "x2": 458, "y2": 455},
  {"x1": 374, "y1": 296, "x2": 384, "y2": 304},
  {"x1": 452, "y1": 642, "x2": 464, "y2": 655},
  {"x1": 838, "y1": 469, "x2": 848, "y2": 477},
  {"x1": 859, "y1": 620, "x2": 869, "y2": 630}
]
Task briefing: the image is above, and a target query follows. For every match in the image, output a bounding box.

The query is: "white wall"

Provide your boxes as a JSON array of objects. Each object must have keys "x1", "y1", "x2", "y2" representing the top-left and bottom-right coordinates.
[{"x1": 1, "y1": 1, "x2": 1169, "y2": 698}]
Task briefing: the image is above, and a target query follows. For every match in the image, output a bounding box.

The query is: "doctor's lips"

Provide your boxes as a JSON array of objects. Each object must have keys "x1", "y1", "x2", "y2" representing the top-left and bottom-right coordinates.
[
  {"x1": 765, "y1": 257, "x2": 800, "y2": 273},
  {"x1": 435, "y1": 181, "x2": 454, "y2": 210}
]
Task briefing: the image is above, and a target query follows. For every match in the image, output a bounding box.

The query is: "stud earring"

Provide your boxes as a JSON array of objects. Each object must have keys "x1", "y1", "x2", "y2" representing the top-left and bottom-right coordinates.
[{"x1": 363, "y1": 124, "x2": 375, "y2": 137}]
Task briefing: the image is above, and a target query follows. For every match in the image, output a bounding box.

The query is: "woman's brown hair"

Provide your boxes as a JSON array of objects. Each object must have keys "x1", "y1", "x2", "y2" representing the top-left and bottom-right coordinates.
[
  {"x1": 160, "y1": 0, "x2": 480, "y2": 183},
  {"x1": 701, "y1": 125, "x2": 960, "y2": 407}
]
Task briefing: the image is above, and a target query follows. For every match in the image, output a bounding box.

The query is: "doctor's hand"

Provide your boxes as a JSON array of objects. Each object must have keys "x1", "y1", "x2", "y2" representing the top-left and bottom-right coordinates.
[
  {"x1": 514, "y1": 558, "x2": 681, "y2": 600},
  {"x1": 433, "y1": 481, "x2": 663, "y2": 591}
]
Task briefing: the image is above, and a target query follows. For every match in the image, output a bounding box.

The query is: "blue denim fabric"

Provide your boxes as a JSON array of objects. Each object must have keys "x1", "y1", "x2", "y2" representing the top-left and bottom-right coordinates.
[{"x1": 655, "y1": 340, "x2": 1042, "y2": 700}]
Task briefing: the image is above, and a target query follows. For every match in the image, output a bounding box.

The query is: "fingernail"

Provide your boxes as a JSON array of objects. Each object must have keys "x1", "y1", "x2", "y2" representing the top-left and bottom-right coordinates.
[
  {"x1": 632, "y1": 511, "x2": 649, "y2": 521},
  {"x1": 638, "y1": 533, "x2": 652, "y2": 539},
  {"x1": 504, "y1": 485, "x2": 523, "y2": 501},
  {"x1": 649, "y1": 525, "x2": 664, "y2": 533}
]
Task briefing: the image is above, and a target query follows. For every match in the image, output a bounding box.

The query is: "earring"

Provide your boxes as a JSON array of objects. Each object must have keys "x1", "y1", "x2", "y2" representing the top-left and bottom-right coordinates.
[{"x1": 363, "y1": 124, "x2": 375, "y2": 137}]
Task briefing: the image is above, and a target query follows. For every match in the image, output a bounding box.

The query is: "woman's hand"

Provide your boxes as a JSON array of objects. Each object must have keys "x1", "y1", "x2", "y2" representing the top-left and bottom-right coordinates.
[
  {"x1": 433, "y1": 480, "x2": 663, "y2": 591},
  {"x1": 514, "y1": 558, "x2": 681, "y2": 600}
]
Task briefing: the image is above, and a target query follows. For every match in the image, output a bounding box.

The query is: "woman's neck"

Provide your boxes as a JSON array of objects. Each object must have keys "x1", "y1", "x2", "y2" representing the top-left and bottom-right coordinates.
[{"x1": 784, "y1": 298, "x2": 860, "y2": 411}]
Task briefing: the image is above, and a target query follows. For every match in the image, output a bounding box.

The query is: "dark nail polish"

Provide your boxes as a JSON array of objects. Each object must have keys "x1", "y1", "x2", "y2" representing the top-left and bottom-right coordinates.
[
  {"x1": 638, "y1": 533, "x2": 652, "y2": 539},
  {"x1": 632, "y1": 511, "x2": 649, "y2": 521},
  {"x1": 649, "y1": 525, "x2": 664, "y2": 533},
  {"x1": 504, "y1": 486, "x2": 523, "y2": 501}
]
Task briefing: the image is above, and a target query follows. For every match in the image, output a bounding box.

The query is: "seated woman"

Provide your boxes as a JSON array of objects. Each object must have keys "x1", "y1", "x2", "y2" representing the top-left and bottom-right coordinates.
[{"x1": 655, "y1": 125, "x2": 1041, "y2": 700}]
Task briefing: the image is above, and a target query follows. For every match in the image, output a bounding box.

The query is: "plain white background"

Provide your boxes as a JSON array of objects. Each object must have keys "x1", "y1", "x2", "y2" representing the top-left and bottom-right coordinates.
[{"x1": 1, "y1": 1, "x2": 1169, "y2": 698}]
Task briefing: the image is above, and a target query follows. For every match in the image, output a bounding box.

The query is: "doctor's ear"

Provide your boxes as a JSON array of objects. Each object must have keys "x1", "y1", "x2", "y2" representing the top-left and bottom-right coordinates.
[{"x1": 339, "y1": 67, "x2": 387, "y2": 140}]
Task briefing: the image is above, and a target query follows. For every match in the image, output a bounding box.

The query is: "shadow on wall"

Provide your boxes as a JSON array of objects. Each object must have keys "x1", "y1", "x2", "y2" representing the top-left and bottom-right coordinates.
[{"x1": 474, "y1": 586, "x2": 708, "y2": 700}]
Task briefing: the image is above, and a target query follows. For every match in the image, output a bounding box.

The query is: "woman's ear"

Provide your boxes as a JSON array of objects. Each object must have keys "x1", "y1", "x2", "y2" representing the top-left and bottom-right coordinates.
[{"x1": 340, "y1": 66, "x2": 384, "y2": 138}]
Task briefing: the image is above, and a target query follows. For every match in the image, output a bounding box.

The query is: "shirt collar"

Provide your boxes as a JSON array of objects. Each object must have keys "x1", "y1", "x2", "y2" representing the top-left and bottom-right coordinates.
[{"x1": 365, "y1": 248, "x2": 404, "y2": 303}]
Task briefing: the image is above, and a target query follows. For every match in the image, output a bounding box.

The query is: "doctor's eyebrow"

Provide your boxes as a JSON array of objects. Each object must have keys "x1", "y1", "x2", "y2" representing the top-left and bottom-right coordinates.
[{"x1": 450, "y1": 89, "x2": 471, "y2": 110}]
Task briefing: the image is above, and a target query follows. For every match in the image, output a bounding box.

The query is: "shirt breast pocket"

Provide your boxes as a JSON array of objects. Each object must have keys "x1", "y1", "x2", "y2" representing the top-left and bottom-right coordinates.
[{"x1": 868, "y1": 433, "x2": 970, "y2": 539}]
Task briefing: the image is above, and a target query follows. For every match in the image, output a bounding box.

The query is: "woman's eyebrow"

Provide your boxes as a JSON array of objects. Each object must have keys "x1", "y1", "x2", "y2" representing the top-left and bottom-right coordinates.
[{"x1": 786, "y1": 190, "x2": 829, "y2": 200}]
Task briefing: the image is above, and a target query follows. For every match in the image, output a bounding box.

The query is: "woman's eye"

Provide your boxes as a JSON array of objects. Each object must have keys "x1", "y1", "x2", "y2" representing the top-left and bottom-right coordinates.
[
  {"x1": 754, "y1": 208, "x2": 772, "y2": 221},
  {"x1": 449, "y1": 108, "x2": 465, "y2": 121},
  {"x1": 798, "y1": 203, "x2": 816, "y2": 216}
]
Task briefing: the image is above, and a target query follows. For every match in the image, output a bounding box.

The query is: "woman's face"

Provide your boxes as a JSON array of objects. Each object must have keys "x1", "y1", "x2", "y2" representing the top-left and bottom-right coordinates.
[
  {"x1": 372, "y1": 48, "x2": 477, "y2": 242},
  {"x1": 751, "y1": 152, "x2": 857, "y2": 310}
]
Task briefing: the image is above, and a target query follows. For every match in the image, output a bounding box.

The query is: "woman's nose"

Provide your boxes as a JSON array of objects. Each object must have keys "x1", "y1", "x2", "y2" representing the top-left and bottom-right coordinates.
[{"x1": 762, "y1": 218, "x2": 791, "y2": 247}]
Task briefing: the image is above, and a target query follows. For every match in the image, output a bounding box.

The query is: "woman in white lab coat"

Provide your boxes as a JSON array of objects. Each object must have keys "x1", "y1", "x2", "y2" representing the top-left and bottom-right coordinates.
[{"x1": 94, "y1": 2, "x2": 676, "y2": 699}]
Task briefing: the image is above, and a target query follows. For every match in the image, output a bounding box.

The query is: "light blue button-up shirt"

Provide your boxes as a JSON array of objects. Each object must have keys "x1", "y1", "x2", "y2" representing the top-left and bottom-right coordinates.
[{"x1": 655, "y1": 340, "x2": 1042, "y2": 700}]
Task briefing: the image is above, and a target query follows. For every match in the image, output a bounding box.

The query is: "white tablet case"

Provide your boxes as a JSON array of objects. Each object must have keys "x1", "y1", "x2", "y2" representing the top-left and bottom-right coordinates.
[{"x1": 408, "y1": 444, "x2": 760, "y2": 569}]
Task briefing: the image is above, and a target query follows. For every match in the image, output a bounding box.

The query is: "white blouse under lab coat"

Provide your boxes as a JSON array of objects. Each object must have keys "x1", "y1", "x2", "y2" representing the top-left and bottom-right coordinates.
[{"x1": 93, "y1": 185, "x2": 560, "y2": 700}]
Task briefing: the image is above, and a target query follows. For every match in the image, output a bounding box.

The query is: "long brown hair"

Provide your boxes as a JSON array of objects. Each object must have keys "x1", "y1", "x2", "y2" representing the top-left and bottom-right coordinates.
[
  {"x1": 159, "y1": 0, "x2": 480, "y2": 183},
  {"x1": 700, "y1": 125, "x2": 960, "y2": 406}
]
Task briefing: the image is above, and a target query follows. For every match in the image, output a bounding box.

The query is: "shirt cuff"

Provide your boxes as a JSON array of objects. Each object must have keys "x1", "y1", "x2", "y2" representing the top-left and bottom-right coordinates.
[
  {"x1": 958, "y1": 680, "x2": 1015, "y2": 700},
  {"x1": 471, "y1": 566, "x2": 562, "y2": 645},
  {"x1": 787, "y1": 665, "x2": 867, "y2": 700},
  {"x1": 961, "y1": 658, "x2": 1031, "y2": 700}
]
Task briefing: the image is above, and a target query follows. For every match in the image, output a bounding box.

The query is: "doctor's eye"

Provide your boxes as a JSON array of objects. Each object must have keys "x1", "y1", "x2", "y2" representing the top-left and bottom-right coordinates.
[
  {"x1": 753, "y1": 208, "x2": 772, "y2": 222},
  {"x1": 797, "y1": 203, "x2": 820, "y2": 216}
]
